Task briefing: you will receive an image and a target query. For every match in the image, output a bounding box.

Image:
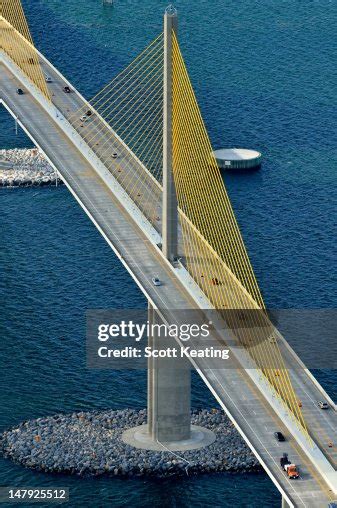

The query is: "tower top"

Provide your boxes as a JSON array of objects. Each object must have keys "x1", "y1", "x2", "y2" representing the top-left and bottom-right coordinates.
[{"x1": 165, "y1": 4, "x2": 177, "y2": 16}]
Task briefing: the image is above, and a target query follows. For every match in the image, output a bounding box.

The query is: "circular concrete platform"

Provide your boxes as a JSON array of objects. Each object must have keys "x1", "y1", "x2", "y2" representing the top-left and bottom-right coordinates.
[
  {"x1": 122, "y1": 424, "x2": 216, "y2": 451},
  {"x1": 213, "y1": 148, "x2": 262, "y2": 170}
]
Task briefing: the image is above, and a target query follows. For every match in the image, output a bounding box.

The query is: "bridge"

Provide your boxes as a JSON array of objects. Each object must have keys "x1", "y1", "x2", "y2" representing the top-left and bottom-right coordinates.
[{"x1": 1, "y1": 2, "x2": 337, "y2": 506}]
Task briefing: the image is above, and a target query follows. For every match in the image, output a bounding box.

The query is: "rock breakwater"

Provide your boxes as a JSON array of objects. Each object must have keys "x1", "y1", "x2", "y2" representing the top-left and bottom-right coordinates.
[
  {"x1": 0, "y1": 148, "x2": 61, "y2": 187},
  {"x1": 0, "y1": 409, "x2": 260, "y2": 478}
]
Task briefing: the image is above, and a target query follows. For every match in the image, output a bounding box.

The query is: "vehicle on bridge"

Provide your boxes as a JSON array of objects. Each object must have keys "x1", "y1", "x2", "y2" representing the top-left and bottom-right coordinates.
[
  {"x1": 280, "y1": 453, "x2": 299, "y2": 479},
  {"x1": 274, "y1": 431, "x2": 285, "y2": 442},
  {"x1": 318, "y1": 400, "x2": 329, "y2": 409},
  {"x1": 16, "y1": 88, "x2": 24, "y2": 95}
]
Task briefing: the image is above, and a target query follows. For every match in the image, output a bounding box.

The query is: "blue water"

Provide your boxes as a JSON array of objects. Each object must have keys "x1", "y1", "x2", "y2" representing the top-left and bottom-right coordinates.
[{"x1": 1, "y1": 0, "x2": 337, "y2": 506}]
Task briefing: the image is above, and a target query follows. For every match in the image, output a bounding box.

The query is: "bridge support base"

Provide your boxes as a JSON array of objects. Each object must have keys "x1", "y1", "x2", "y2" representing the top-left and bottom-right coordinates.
[
  {"x1": 122, "y1": 304, "x2": 215, "y2": 451},
  {"x1": 122, "y1": 423, "x2": 215, "y2": 452}
]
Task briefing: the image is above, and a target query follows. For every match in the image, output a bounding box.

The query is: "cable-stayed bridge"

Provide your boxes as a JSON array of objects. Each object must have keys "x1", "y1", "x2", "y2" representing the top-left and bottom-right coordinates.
[{"x1": 1, "y1": 2, "x2": 337, "y2": 506}]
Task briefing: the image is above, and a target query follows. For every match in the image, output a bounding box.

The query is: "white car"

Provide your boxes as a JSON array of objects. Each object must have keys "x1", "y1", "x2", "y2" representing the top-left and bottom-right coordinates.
[
  {"x1": 268, "y1": 335, "x2": 277, "y2": 344},
  {"x1": 80, "y1": 115, "x2": 87, "y2": 122},
  {"x1": 45, "y1": 76, "x2": 52, "y2": 83},
  {"x1": 111, "y1": 153, "x2": 118, "y2": 159},
  {"x1": 152, "y1": 277, "x2": 161, "y2": 286},
  {"x1": 318, "y1": 401, "x2": 329, "y2": 410}
]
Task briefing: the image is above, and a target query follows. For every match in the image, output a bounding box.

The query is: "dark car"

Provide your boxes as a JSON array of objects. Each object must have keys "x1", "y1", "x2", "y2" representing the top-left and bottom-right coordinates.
[
  {"x1": 16, "y1": 88, "x2": 24, "y2": 95},
  {"x1": 63, "y1": 86, "x2": 71, "y2": 93},
  {"x1": 274, "y1": 431, "x2": 285, "y2": 442}
]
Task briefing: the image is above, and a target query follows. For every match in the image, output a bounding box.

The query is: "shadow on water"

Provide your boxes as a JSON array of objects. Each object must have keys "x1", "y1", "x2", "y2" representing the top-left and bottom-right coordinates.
[{"x1": 222, "y1": 164, "x2": 262, "y2": 176}]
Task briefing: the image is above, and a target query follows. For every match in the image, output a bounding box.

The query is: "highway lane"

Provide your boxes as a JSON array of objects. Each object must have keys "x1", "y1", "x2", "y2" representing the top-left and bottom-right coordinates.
[{"x1": 1, "y1": 61, "x2": 336, "y2": 506}]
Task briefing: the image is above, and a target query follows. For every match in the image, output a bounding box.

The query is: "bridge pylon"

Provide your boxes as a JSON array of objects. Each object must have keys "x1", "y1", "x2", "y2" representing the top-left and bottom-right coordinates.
[{"x1": 162, "y1": 4, "x2": 178, "y2": 262}]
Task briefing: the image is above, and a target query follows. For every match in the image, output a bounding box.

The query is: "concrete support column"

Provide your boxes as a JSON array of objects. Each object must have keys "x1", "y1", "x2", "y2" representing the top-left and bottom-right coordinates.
[
  {"x1": 122, "y1": 302, "x2": 216, "y2": 451},
  {"x1": 147, "y1": 303, "x2": 154, "y2": 432},
  {"x1": 162, "y1": 5, "x2": 178, "y2": 262},
  {"x1": 147, "y1": 303, "x2": 191, "y2": 442}
]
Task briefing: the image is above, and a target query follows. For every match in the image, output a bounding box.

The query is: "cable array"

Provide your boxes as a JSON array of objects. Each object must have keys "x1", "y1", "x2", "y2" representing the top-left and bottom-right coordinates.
[
  {"x1": 0, "y1": 0, "x2": 50, "y2": 100},
  {"x1": 172, "y1": 32, "x2": 309, "y2": 439},
  {"x1": 68, "y1": 34, "x2": 164, "y2": 229}
]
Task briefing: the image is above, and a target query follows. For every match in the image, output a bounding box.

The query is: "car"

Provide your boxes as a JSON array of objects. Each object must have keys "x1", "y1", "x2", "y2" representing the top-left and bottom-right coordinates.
[
  {"x1": 268, "y1": 335, "x2": 277, "y2": 344},
  {"x1": 63, "y1": 86, "x2": 71, "y2": 93},
  {"x1": 152, "y1": 277, "x2": 161, "y2": 286},
  {"x1": 45, "y1": 76, "x2": 52, "y2": 83},
  {"x1": 80, "y1": 115, "x2": 87, "y2": 122},
  {"x1": 16, "y1": 88, "x2": 24, "y2": 95},
  {"x1": 274, "y1": 431, "x2": 285, "y2": 442},
  {"x1": 111, "y1": 153, "x2": 118, "y2": 159},
  {"x1": 86, "y1": 110, "x2": 92, "y2": 116},
  {"x1": 318, "y1": 401, "x2": 329, "y2": 410}
]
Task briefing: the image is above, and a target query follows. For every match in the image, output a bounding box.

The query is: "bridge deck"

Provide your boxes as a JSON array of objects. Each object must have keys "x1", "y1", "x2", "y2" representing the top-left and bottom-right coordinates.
[{"x1": 1, "y1": 59, "x2": 336, "y2": 506}]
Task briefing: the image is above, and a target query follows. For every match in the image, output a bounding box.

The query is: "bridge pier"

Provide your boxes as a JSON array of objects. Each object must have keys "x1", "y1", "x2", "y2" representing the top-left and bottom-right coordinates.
[
  {"x1": 122, "y1": 303, "x2": 215, "y2": 451},
  {"x1": 147, "y1": 303, "x2": 191, "y2": 442}
]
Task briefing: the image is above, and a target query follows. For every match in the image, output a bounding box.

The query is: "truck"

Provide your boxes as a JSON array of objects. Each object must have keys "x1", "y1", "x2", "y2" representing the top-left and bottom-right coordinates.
[{"x1": 280, "y1": 453, "x2": 299, "y2": 479}]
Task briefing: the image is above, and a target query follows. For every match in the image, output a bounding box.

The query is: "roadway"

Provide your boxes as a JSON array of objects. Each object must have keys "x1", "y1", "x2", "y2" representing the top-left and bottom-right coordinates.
[{"x1": 1, "y1": 57, "x2": 337, "y2": 506}]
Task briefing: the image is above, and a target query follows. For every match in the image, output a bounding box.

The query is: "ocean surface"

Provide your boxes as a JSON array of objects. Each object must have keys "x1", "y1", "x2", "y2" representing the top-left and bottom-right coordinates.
[{"x1": 1, "y1": 0, "x2": 337, "y2": 506}]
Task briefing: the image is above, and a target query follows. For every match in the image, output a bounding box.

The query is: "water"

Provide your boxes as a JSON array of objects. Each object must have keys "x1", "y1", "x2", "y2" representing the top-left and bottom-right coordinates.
[{"x1": 1, "y1": 0, "x2": 337, "y2": 506}]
